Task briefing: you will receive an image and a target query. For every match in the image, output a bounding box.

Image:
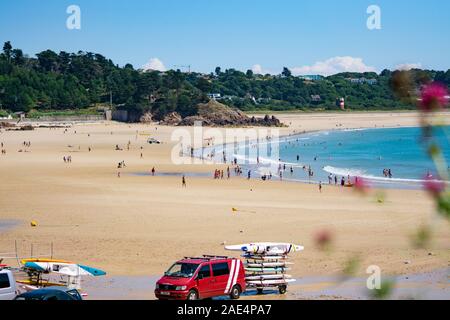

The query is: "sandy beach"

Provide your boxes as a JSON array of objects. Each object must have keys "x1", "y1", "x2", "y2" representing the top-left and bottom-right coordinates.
[{"x1": 1, "y1": 111, "x2": 449, "y2": 299}]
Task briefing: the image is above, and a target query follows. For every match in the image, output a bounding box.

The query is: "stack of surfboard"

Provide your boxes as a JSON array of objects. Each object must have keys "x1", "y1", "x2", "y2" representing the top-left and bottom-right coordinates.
[
  {"x1": 225, "y1": 242, "x2": 303, "y2": 292},
  {"x1": 18, "y1": 258, "x2": 106, "y2": 292}
]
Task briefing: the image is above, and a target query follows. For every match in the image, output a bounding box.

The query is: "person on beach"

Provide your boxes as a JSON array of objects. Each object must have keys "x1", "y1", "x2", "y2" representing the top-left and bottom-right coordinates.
[
  {"x1": 247, "y1": 170, "x2": 251, "y2": 180},
  {"x1": 319, "y1": 182, "x2": 322, "y2": 193},
  {"x1": 279, "y1": 171, "x2": 283, "y2": 181},
  {"x1": 152, "y1": 167, "x2": 155, "y2": 176},
  {"x1": 117, "y1": 172, "x2": 121, "y2": 178},
  {"x1": 227, "y1": 167, "x2": 230, "y2": 179},
  {"x1": 182, "y1": 175, "x2": 186, "y2": 188},
  {"x1": 328, "y1": 174, "x2": 333, "y2": 184},
  {"x1": 341, "y1": 177, "x2": 345, "y2": 186}
]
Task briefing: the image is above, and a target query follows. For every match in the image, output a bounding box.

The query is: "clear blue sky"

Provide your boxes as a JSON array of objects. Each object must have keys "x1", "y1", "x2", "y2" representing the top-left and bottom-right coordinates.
[{"x1": 0, "y1": 0, "x2": 449, "y2": 74}]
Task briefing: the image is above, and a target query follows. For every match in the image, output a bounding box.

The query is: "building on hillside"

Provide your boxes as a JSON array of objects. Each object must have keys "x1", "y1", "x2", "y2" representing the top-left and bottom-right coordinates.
[
  {"x1": 14, "y1": 112, "x2": 26, "y2": 120},
  {"x1": 336, "y1": 97, "x2": 345, "y2": 110},
  {"x1": 299, "y1": 75, "x2": 323, "y2": 81},
  {"x1": 348, "y1": 78, "x2": 378, "y2": 85},
  {"x1": 207, "y1": 93, "x2": 221, "y2": 101},
  {"x1": 311, "y1": 95, "x2": 322, "y2": 103}
]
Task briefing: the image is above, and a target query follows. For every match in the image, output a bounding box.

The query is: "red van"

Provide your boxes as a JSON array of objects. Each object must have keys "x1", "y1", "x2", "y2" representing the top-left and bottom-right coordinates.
[{"x1": 155, "y1": 255, "x2": 246, "y2": 300}]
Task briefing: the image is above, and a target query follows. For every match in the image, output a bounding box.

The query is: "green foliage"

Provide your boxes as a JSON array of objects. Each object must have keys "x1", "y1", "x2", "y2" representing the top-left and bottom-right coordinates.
[
  {"x1": 411, "y1": 224, "x2": 433, "y2": 249},
  {"x1": 26, "y1": 108, "x2": 101, "y2": 119},
  {"x1": 0, "y1": 41, "x2": 449, "y2": 118},
  {"x1": 369, "y1": 280, "x2": 395, "y2": 300},
  {"x1": 437, "y1": 193, "x2": 450, "y2": 219}
]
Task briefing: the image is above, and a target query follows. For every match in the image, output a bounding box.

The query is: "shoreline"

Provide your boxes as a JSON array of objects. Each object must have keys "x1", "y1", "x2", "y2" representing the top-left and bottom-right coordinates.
[{"x1": 192, "y1": 124, "x2": 449, "y2": 190}]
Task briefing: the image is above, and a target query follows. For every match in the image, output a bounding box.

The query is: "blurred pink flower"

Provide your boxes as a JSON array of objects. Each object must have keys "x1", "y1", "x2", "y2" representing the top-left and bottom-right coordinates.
[
  {"x1": 423, "y1": 175, "x2": 446, "y2": 197},
  {"x1": 420, "y1": 82, "x2": 449, "y2": 112},
  {"x1": 314, "y1": 229, "x2": 333, "y2": 250},
  {"x1": 354, "y1": 176, "x2": 369, "y2": 193}
]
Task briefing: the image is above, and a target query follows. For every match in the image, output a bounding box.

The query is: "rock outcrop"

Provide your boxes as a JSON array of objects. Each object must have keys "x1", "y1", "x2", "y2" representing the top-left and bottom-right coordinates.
[
  {"x1": 158, "y1": 100, "x2": 285, "y2": 127},
  {"x1": 139, "y1": 112, "x2": 153, "y2": 123},
  {"x1": 160, "y1": 112, "x2": 182, "y2": 125}
]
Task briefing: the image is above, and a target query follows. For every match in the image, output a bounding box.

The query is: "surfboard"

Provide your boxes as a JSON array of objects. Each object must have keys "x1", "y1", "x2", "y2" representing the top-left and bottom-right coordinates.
[
  {"x1": 245, "y1": 267, "x2": 290, "y2": 273},
  {"x1": 226, "y1": 242, "x2": 304, "y2": 255},
  {"x1": 242, "y1": 254, "x2": 288, "y2": 260},
  {"x1": 247, "y1": 279, "x2": 296, "y2": 286},
  {"x1": 21, "y1": 258, "x2": 73, "y2": 265},
  {"x1": 246, "y1": 274, "x2": 292, "y2": 281},
  {"x1": 245, "y1": 262, "x2": 293, "y2": 268},
  {"x1": 23, "y1": 261, "x2": 106, "y2": 277}
]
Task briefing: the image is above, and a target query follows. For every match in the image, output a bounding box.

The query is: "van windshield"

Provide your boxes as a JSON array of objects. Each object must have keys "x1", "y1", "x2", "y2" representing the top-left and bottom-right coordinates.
[{"x1": 165, "y1": 263, "x2": 199, "y2": 278}]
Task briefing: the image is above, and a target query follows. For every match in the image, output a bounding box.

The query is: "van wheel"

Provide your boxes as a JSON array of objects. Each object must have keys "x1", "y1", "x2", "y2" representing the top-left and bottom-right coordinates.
[
  {"x1": 278, "y1": 285, "x2": 287, "y2": 295},
  {"x1": 187, "y1": 290, "x2": 198, "y2": 300},
  {"x1": 229, "y1": 285, "x2": 241, "y2": 300}
]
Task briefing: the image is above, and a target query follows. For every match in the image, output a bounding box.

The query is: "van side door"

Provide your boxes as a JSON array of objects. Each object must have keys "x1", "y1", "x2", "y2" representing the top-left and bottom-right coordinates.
[
  {"x1": 195, "y1": 263, "x2": 214, "y2": 299},
  {"x1": 211, "y1": 262, "x2": 230, "y2": 296}
]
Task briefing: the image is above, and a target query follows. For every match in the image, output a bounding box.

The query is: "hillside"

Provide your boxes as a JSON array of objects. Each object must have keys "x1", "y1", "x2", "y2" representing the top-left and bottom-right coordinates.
[{"x1": 1, "y1": 41, "x2": 449, "y2": 119}]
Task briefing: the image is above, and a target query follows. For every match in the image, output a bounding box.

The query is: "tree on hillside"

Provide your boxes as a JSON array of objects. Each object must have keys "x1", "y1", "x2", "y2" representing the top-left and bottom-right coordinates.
[
  {"x1": 2, "y1": 41, "x2": 12, "y2": 62},
  {"x1": 282, "y1": 67, "x2": 292, "y2": 78}
]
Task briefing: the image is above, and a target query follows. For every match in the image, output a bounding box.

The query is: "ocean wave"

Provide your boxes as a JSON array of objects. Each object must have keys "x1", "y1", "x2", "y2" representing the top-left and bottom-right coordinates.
[
  {"x1": 233, "y1": 154, "x2": 306, "y2": 169},
  {"x1": 323, "y1": 165, "x2": 449, "y2": 185}
]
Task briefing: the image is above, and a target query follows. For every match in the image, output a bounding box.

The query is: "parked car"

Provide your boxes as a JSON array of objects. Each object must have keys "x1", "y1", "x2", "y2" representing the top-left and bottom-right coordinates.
[
  {"x1": 14, "y1": 286, "x2": 83, "y2": 301},
  {"x1": 0, "y1": 268, "x2": 17, "y2": 300},
  {"x1": 147, "y1": 138, "x2": 161, "y2": 144},
  {"x1": 155, "y1": 255, "x2": 246, "y2": 300}
]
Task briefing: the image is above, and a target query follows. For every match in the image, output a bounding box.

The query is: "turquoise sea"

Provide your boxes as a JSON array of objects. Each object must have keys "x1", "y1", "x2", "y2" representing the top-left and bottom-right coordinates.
[{"x1": 203, "y1": 126, "x2": 450, "y2": 189}]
